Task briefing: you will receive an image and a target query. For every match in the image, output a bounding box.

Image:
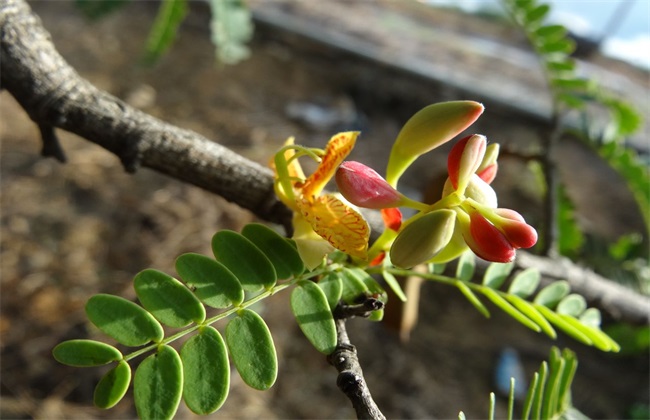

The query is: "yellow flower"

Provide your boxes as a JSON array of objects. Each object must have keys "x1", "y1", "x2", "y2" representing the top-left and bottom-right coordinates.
[{"x1": 273, "y1": 132, "x2": 370, "y2": 269}]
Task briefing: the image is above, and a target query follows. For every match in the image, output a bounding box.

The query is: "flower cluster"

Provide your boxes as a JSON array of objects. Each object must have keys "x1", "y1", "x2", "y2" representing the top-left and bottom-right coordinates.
[{"x1": 272, "y1": 101, "x2": 537, "y2": 270}]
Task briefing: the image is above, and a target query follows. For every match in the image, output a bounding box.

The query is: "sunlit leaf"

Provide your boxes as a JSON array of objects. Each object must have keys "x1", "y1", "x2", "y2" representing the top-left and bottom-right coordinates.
[
  {"x1": 578, "y1": 307, "x2": 601, "y2": 328},
  {"x1": 86, "y1": 294, "x2": 164, "y2": 347},
  {"x1": 340, "y1": 267, "x2": 369, "y2": 304},
  {"x1": 521, "y1": 371, "x2": 539, "y2": 420},
  {"x1": 181, "y1": 326, "x2": 229, "y2": 415},
  {"x1": 534, "y1": 24, "x2": 567, "y2": 42},
  {"x1": 456, "y1": 280, "x2": 490, "y2": 318},
  {"x1": 505, "y1": 294, "x2": 556, "y2": 339},
  {"x1": 134, "y1": 345, "x2": 183, "y2": 420},
  {"x1": 539, "y1": 38, "x2": 575, "y2": 54},
  {"x1": 525, "y1": 4, "x2": 550, "y2": 26},
  {"x1": 134, "y1": 269, "x2": 206, "y2": 328},
  {"x1": 143, "y1": 0, "x2": 187, "y2": 65},
  {"x1": 226, "y1": 309, "x2": 277, "y2": 390},
  {"x1": 53, "y1": 340, "x2": 122, "y2": 367},
  {"x1": 507, "y1": 268, "x2": 540, "y2": 298},
  {"x1": 241, "y1": 223, "x2": 304, "y2": 279},
  {"x1": 546, "y1": 58, "x2": 576, "y2": 73},
  {"x1": 560, "y1": 315, "x2": 619, "y2": 352},
  {"x1": 483, "y1": 261, "x2": 514, "y2": 289},
  {"x1": 94, "y1": 360, "x2": 131, "y2": 409},
  {"x1": 533, "y1": 281, "x2": 570, "y2": 308},
  {"x1": 291, "y1": 280, "x2": 337, "y2": 354},
  {"x1": 212, "y1": 230, "x2": 276, "y2": 292},
  {"x1": 535, "y1": 305, "x2": 592, "y2": 346},
  {"x1": 480, "y1": 287, "x2": 541, "y2": 333},
  {"x1": 530, "y1": 361, "x2": 548, "y2": 420},
  {"x1": 556, "y1": 294, "x2": 587, "y2": 317}
]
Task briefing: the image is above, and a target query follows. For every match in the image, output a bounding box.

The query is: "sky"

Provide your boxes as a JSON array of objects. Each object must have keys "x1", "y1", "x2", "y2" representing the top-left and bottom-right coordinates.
[{"x1": 424, "y1": 0, "x2": 650, "y2": 70}]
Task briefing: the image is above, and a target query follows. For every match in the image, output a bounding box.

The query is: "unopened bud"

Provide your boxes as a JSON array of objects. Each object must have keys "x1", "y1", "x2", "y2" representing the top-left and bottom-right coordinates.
[
  {"x1": 336, "y1": 161, "x2": 403, "y2": 209},
  {"x1": 460, "y1": 208, "x2": 515, "y2": 263},
  {"x1": 390, "y1": 209, "x2": 456, "y2": 269},
  {"x1": 492, "y1": 209, "x2": 538, "y2": 249},
  {"x1": 476, "y1": 143, "x2": 499, "y2": 184},
  {"x1": 447, "y1": 134, "x2": 487, "y2": 193}
]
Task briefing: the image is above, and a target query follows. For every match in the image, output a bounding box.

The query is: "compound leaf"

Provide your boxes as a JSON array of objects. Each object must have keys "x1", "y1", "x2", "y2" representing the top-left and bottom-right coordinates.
[
  {"x1": 134, "y1": 269, "x2": 206, "y2": 328},
  {"x1": 86, "y1": 294, "x2": 164, "y2": 347},
  {"x1": 226, "y1": 309, "x2": 277, "y2": 390},
  {"x1": 242, "y1": 223, "x2": 304, "y2": 279},
  {"x1": 291, "y1": 280, "x2": 337, "y2": 354},
  {"x1": 212, "y1": 230, "x2": 276, "y2": 292},
  {"x1": 53, "y1": 339, "x2": 122, "y2": 367},
  {"x1": 181, "y1": 326, "x2": 229, "y2": 415},
  {"x1": 175, "y1": 253, "x2": 244, "y2": 309},
  {"x1": 134, "y1": 345, "x2": 183, "y2": 420},
  {"x1": 94, "y1": 360, "x2": 131, "y2": 409}
]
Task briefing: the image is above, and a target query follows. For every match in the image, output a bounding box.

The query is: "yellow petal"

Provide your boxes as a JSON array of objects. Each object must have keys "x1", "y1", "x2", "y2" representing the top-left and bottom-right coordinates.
[
  {"x1": 302, "y1": 132, "x2": 358, "y2": 198},
  {"x1": 298, "y1": 194, "x2": 369, "y2": 259},
  {"x1": 292, "y1": 214, "x2": 335, "y2": 270}
]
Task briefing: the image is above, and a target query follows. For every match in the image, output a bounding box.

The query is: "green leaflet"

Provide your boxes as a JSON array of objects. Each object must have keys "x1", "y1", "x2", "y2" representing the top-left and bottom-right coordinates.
[
  {"x1": 175, "y1": 253, "x2": 244, "y2": 309},
  {"x1": 291, "y1": 280, "x2": 337, "y2": 354},
  {"x1": 340, "y1": 267, "x2": 369, "y2": 304},
  {"x1": 94, "y1": 360, "x2": 131, "y2": 409},
  {"x1": 455, "y1": 251, "x2": 476, "y2": 282},
  {"x1": 483, "y1": 261, "x2": 514, "y2": 289},
  {"x1": 53, "y1": 339, "x2": 122, "y2": 367},
  {"x1": 134, "y1": 345, "x2": 183, "y2": 420},
  {"x1": 143, "y1": 0, "x2": 187, "y2": 65},
  {"x1": 134, "y1": 269, "x2": 206, "y2": 328},
  {"x1": 181, "y1": 326, "x2": 229, "y2": 415},
  {"x1": 455, "y1": 280, "x2": 490, "y2": 318},
  {"x1": 226, "y1": 309, "x2": 277, "y2": 390},
  {"x1": 556, "y1": 294, "x2": 586, "y2": 317},
  {"x1": 208, "y1": 0, "x2": 253, "y2": 64},
  {"x1": 318, "y1": 272, "x2": 343, "y2": 310},
  {"x1": 241, "y1": 223, "x2": 304, "y2": 279},
  {"x1": 507, "y1": 268, "x2": 540, "y2": 298},
  {"x1": 505, "y1": 294, "x2": 556, "y2": 339},
  {"x1": 480, "y1": 287, "x2": 541, "y2": 333},
  {"x1": 533, "y1": 281, "x2": 570, "y2": 308},
  {"x1": 86, "y1": 294, "x2": 164, "y2": 347},
  {"x1": 212, "y1": 230, "x2": 276, "y2": 292}
]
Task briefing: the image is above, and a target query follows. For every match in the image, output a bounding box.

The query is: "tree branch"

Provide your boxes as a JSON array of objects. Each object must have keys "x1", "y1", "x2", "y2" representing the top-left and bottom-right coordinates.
[
  {"x1": 0, "y1": 0, "x2": 292, "y2": 231},
  {"x1": 328, "y1": 300, "x2": 386, "y2": 420}
]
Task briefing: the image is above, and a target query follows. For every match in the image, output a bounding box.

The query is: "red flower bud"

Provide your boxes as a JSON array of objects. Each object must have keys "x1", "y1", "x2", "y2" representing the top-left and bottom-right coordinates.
[
  {"x1": 477, "y1": 163, "x2": 498, "y2": 184},
  {"x1": 381, "y1": 208, "x2": 403, "y2": 231},
  {"x1": 492, "y1": 209, "x2": 538, "y2": 249},
  {"x1": 447, "y1": 134, "x2": 486, "y2": 192},
  {"x1": 462, "y1": 209, "x2": 515, "y2": 263},
  {"x1": 336, "y1": 161, "x2": 403, "y2": 209}
]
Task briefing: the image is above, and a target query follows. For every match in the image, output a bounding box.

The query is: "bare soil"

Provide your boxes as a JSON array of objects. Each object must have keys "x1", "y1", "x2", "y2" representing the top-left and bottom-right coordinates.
[{"x1": 1, "y1": 1, "x2": 647, "y2": 419}]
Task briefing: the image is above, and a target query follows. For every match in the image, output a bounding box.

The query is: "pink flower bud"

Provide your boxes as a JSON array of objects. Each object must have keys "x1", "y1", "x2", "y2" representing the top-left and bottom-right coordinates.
[
  {"x1": 476, "y1": 143, "x2": 499, "y2": 184},
  {"x1": 336, "y1": 161, "x2": 403, "y2": 209},
  {"x1": 492, "y1": 209, "x2": 538, "y2": 249},
  {"x1": 447, "y1": 134, "x2": 486, "y2": 192},
  {"x1": 461, "y1": 209, "x2": 515, "y2": 263},
  {"x1": 477, "y1": 163, "x2": 498, "y2": 184}
]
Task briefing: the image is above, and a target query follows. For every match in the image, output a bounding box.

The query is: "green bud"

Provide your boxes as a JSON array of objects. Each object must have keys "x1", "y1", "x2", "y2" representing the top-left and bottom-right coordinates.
[
  {"x1": 390, "y1": 209, "x2": 456, "y2": 269},
  {"x1": 386, "y1": 101, "x2": 484, "y2": 187}
]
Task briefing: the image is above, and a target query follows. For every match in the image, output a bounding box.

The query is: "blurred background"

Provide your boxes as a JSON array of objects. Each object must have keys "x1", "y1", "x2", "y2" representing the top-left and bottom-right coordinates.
[{"x1": 1, "y1": 0, "x2": 648, "y2": 418}]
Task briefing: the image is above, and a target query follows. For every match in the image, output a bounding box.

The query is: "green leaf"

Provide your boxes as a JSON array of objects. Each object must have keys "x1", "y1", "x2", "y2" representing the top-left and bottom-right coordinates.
[
  {"x1": 53, "y1": 339, "x2": 122, "y2": 367},
  {"x1": 505, "y1": 294, "x2": 556, "y2": 339},
  {"x1": 382, "y1": 269, "x2": 407, "y2": 302},
  {"x1": 558, "y1": 185, "x2": 585, "y2": 256},
  {"x1": 533, "y1": 281, "x2": 570, "y2": 308},
  {"x1": 531, "y1": 361, "x2": 548, "y2": 420},
  {"x1": 134, "y1": 269, "x2": 206, "y2": 328},
  {"x1": 556, "y1": 348, "x2": 578, "y2": 411},
  {"x1": 208, "y1": 0, "x2": 253, "y2": 64},
  {"x1": 578, "y1": 307, "x2": 601, "y2": 328},
  {"x1": 521, "y1": 371, "x2": 539, "y2": 420},
  {"x1": 552, "y1": 77, "x2": 592, "y2": 92},
  {"x1": 181, "y1": 326, "x2": 229, "y2": 415},
  {"x1": 483, "y1": 262, "x2": 514, "y2": 289},
  {"x1": 134, "y1": 345, "x2": 183, "y2": 420},
  {"x1": 94, "y1": 360, "x2": 131, "y2": 409},
  {"x1": 86, "y1": 294, "x2": 164, "y2": 347},
  {"x1": 226, "y1": 309, "x2": 277, "y2": 390},
  {"x1": 340, "y1": 267, "x2": 369, "y2": 304},
  {"x1": 556, "y1": 294, "x2": 586, "y2": 317},
  {"x1": 175, "y1": 253, "x2": 244, "y2": 309},
  {"x1": 480, "y1": 287, "x2": 541, "y2": 333},
  {"x1": 542, "y1": 348, "x2": 564, "y2": 419},
  {"x1": 507, "y1": 268, "x2": 540, "y2": 298},
  {"x1": 456, "y1": 280, "x2": 490, "y2": 318},
  {"x1": 291, "y1": 280, "x2": 337, "y2": 354},
  {"x1": 539, "y1": 38, "x2": 575, "y2": 54},
  {"x1": 212, "y1": 230, "x2": 276, "y2": 292},
  {"x1": 456, "y1": 251, "x2": 476, "y2": 282},
  {"x1": 241, "y1": 223, "x2": 305, "y2": 279},
  {"x1": 535, "y1": 304, "x2": 593, "y2": 346},
  {"x1": 525, "y1": 4, "x2": 550, "y2": 26},
  {"x1": 534, "y1": 24, "x2": 568, "y2": 42},
  {"x1": 143, "y1": 0, "x2": 187, "y2": 65},
  {"x1": 560, "y1": 315, "x2": 620, "y2": 352},
  {"x1": 318, "y1": 272, "x2": 343, "y2": 310},
  {"x1": 546, "y1": 58, "x2": 576, "y2": 73},
  {"x1": 74, "y1": 0, "x2": 129, "y2": 19}
]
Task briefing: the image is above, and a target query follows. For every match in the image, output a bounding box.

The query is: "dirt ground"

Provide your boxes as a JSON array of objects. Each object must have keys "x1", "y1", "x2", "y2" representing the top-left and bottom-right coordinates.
[{"x1": 1, "y1": 1, "x2": 648, "y2": 419}]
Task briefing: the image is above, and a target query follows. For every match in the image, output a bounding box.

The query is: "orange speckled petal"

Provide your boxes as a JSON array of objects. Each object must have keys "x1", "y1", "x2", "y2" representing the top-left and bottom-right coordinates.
[
  {"x1": 302, "y1": 132, "x2": 358, "y2": 198},
  {"x1": 298, "y1": 194, "x2": 369, "y2": 259}
]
